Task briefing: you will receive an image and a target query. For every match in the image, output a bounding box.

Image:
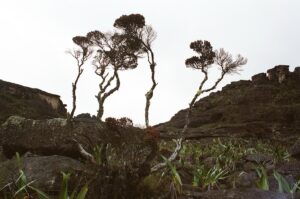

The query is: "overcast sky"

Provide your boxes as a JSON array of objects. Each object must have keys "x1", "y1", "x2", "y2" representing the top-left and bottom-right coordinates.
[{"x1": 0, "y1": 0, "x2": 299, "y2": 126}]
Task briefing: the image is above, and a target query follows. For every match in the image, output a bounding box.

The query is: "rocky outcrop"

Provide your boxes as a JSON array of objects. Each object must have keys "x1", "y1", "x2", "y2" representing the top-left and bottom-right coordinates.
[
  {"x1": 0, "y1": 116, "x2": 150, "y2": 163},
  {"x1": 0, "y1": 155, "x2": 89, "y2": 196},
  {"x1": 158, "y1": 65, "x2": 300, "y2": 141},
  {"x1": 0, "y1": 79, "x2": 67, "y2": 124},
  {"x1": 0, "y1": 116, "x2": 158, "y2": 198}
]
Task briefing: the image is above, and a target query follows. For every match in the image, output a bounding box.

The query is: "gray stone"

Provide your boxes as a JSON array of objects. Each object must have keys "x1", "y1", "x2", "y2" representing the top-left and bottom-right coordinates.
[
  {"x1": 288, "y1": 140, "x2": 300, "y2": 160},
  {"x1": 180, "y1": 188, "x2": 292, "y2": 199},
  {"x1": 0, "y1": 155, "x2": 89, "y2": 194},
  {"x1": 278, "y1": 160, "x2": 300, "y2": 178},
  {"x1": 235, "y1": 171, "x2": 258, "y2": 188},
  {"x1": 244, "y1": 153, "x2": 274, "y2": 164}
]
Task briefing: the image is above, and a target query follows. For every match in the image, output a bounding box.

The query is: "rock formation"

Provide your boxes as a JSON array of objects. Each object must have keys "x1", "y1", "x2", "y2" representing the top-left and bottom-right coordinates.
[
  {"x1": 0, "y1": 116, "x2": 150, "y2": 163},
  {"x1": 0, "y1": 155, "x2": 89, "y2": 196},
  {"x1": 158, "y1": 65, "x2": 300, "y2": 141},
  {"x1": 0, "y1": 79, "x2": 67, "y2": 124},
  {"x1": 0, "y1": 116, "x2": 156, "y2": 198}
]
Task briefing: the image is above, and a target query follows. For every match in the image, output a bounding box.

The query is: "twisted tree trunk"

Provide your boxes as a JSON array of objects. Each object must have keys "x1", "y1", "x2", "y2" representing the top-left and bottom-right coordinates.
[
  {"x1": 97, "y1": 69, "x2": 120, "y2": 120},
  {"x1": 144, "y1": 46, "x2": 157, "y2": 128}
]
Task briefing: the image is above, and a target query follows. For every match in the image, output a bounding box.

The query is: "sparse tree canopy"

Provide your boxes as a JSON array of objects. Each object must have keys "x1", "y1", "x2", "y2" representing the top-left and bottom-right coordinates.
[{"x1": 214, "y1": 48, "x2": 247, "y2": 74}]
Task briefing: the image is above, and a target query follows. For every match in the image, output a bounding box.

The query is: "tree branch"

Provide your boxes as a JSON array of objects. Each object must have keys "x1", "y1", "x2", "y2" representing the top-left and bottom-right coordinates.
[
  {"x1": 144, "y1": 47, "x2": 157, "y2": 128},
  {"x1": 72, "y1": 139, "x2": 96, "y2": 164},
  {"x1": 97, "y1": 69, "x2": 120, "y2": 120}
]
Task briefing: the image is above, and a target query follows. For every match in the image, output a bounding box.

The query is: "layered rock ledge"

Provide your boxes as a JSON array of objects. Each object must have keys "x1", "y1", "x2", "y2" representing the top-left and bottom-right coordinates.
[
  {"x1": 0, "y1": 79, "x2": 67, "y2": 123},
  {"x1": 158, "y1": 65, "x2": 300, "y2": 141}
]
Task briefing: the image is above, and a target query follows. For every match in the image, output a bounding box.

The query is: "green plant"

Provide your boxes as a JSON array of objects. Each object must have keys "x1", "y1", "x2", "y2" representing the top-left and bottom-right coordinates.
[
  {"x1": 274, "y1": 171, "x2": 300, "y2": 195},
  {"x1": 255, "y1": 166, "x2": 269, "y2": 190},
  {"x1": 11, "y1": 152, "x2": 51, "y2": 199},
  {"x1": 193, "y1": 164, "x2": 228, "y2": 191},
  {"x1": 272, "y1": 146, "x2": 290, "y2": 164},
  {"x1": 253, "y1": 140, "x2": 289, "y2": 162},
  {"x1": 0, "y1": 153, "x2": 88, "y2": 199},
  {"x1": 213, "y1": 138, "x2": 245, "y2": 172},
  {"x1": 255, "y1": 169, "x2": 300, "y2": 196},
  {"x1": 177, "y1": 138, "x2": 290, "y2": 177},
  {"x1": 92, "y1": 144, "x2": 103, "y2": 165},
  {"x1": 59, "y1": 172, "x2": 88, "y2": 199},
  {"x1": 161, "y1": 155, "x2": 182, "y2": 198}
]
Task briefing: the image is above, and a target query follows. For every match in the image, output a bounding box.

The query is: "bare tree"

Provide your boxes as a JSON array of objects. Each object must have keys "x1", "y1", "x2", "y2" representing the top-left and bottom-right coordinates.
[
  {"x1": 67, "y1": 36, "x2": 92, "y2": 121},
  {"x1": 151, "y1": 40, "x2": 247, "y2": 172},
  {"x1": 114, "y1": 14, "x2": 158, "y2": 128}
]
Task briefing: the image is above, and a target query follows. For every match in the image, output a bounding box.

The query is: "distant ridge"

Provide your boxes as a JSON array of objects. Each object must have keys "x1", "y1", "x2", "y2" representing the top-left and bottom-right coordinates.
[{"x1": 0, "y1": 79, "x2": 67, "y2": 123}]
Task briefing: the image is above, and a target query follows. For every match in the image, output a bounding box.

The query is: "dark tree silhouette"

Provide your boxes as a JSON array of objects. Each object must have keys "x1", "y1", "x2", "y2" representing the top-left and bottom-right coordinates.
[
  {"x1": 151, "y1": 40, "x2": 247, "y2": 172},
  {"x1": 87, "y1": 30, "x2": 144, "y2": 120},
  {"x1": 114, "y1": 14, "x2": 157, "y2": 128},
  {"x1": 114, "y1": 14, "x2": 145, "y2": 34},
  {"x1": 67, "y1": 36, "x2": 92, "y2": 121}
]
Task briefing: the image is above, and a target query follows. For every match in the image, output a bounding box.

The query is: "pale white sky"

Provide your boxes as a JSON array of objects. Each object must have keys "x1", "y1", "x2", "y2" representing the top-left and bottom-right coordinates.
[{"x1": 0, "y1": 0, "x2": 299, "y2": 125}]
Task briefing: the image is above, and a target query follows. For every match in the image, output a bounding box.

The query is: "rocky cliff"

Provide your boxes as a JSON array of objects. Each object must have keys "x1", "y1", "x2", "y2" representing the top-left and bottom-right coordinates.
[
  {"x1": 158, "y1": 65, "x2": 300, "y2": 141},
  {"x1": 0, "y1": 79, "x2": 67, "y2": 123}
]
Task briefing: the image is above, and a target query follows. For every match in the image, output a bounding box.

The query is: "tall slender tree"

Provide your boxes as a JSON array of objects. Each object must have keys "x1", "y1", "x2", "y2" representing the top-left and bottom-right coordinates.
[
  {"x1": 141, "y1": 26, "x2": 157, "y2": 128},
  {"x1": 114, "y1": 14, "x2": 157, "y2": 128},
  {"x1": 113, "y1": 14, "x2": 160, "y2": 170},
  {"x1": 67, "y1": 36, "x2": 92, "y2": 121},
  {"x1": 151, "y1": 40, "x2": 247, "y2": 172}
]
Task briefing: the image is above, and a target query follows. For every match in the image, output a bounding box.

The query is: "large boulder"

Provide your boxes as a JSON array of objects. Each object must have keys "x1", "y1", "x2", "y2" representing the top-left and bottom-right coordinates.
[
  {"x1": 0, "y1": 116, "x2": 155, "y2": 172},
  {"x1": 288, "y1": 139, "x2": 300, "y2": 160},
  {"x1": 277, "y1": 160, "x2": 300, "y2": 179},
  {"x1": 0, "y1": 155, "x2": 89, "y2": 196},
  {"x1": 158, "y1": 66, "x2": 300, "y2": 141},
  {"x1": 0, "y1": 116, "x2": 161, "y2": 198},
  {"x1": 180, "y1": 188, "x2": 292, "y2": 199},
  {"x1": 0, "y1": 154, "x2": 152, "y2": 199},
  {"x1": 0, "y1": 116, "x2": 84, "y2": 158},
  {"x1": 0, "y1": 79, "x2": 67, "y2": 124}
]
